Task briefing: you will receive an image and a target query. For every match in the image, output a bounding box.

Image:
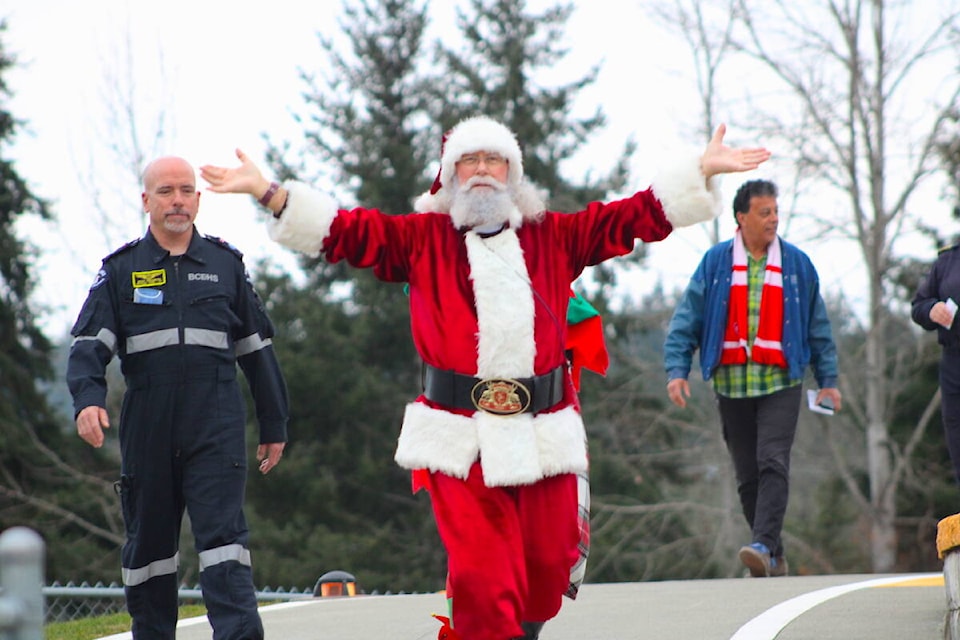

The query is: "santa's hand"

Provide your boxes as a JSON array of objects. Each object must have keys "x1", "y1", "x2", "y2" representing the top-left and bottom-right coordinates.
[
  {"x1": 700, "y1": 124, "x2": 771, "y2": 178},
  {"x1": 200, "y1": 149, "x2": 271, "y2": 197}
]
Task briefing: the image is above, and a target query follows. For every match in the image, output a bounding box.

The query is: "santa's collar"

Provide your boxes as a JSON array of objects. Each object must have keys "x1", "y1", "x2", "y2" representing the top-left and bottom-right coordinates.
[{"x1": 461, "y1": 222, "x2": 508, "y2": 238}]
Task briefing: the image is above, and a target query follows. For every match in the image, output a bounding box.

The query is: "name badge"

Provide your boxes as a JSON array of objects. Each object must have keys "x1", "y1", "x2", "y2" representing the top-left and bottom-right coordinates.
[{"x1": 133, "y1": 288, "x2": 163, "y2": 305}]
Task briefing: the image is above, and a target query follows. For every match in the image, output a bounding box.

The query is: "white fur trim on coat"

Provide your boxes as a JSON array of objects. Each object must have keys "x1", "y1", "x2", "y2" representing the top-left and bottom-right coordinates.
[
  {"x1": 266, "y1": 180, "x2": 339, "y2": 257},
  {"x1": 651, "y1": 152, "x2": 722, "y2": 228},
  {"x1": 394, "y1": 401, "x2": 588, "y2": 486},
  {"x1": 465, "y1": 230, "x2": 535, "y2": 378}
]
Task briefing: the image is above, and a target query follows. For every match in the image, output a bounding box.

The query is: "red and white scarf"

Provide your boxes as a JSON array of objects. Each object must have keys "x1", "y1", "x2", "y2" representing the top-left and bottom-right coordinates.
[{"x1": 720, "y1": 229, "x2": 787, "y2": 368}]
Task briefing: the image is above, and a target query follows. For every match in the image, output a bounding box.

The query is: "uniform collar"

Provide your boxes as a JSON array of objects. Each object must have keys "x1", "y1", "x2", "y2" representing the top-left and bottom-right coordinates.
[{"x1": 143, "y1": 226, "x2": 207, "y2": 265}]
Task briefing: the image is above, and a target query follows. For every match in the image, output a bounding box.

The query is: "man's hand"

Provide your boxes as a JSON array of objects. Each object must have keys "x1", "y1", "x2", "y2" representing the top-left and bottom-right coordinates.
[
  {"x1": 200, "y1": 149, "x2": 271, "y2": 198},
  {"x1": 700, "y1": 124, "x2": 771, "y2": 179},
  {"x1": 815, "y1": 388, "x2": 843, "y2": 412},
  {"x1": 930, "y1": 300, "x2": 956, "y2": 329},
  {"x1": 667, "y1": 378, "x2": 691, "y2": 409},
  {"x1": 76, "y1": 406, "x2": 110, "y2": 448},
  {"x1": 256, "y1": 442, "x2": 286, "y2": 475}
]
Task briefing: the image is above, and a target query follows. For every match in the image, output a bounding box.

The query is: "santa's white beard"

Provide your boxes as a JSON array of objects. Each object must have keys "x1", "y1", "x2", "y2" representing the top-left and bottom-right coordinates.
[{"x1": 449, "y1": 177, "x2": 519, "y2": 230}]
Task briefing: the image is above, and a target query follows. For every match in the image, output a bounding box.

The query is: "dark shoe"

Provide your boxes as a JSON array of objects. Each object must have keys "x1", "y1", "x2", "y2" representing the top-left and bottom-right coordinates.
[
  {"x1": 517, "y1": 621, "x2": 545, "y2": 639},
  {"x1": 769, "y1": 555, "x2": 789, "y2": 577},
  {"x1": 739, "y1": 542, "x2": 772, "y2": 577}
]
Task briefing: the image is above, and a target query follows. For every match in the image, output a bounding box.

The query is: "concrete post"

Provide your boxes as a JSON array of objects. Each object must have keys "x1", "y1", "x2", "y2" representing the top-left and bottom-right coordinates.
[{"x1": 0, "y1": 527, "x2": 45, "y2": 640}]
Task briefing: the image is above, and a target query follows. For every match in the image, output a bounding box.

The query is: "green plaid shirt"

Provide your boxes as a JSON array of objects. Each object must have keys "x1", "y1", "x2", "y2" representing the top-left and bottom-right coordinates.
[{"x1": 713, "y1": 253, "x2": 799, "y2": 398}]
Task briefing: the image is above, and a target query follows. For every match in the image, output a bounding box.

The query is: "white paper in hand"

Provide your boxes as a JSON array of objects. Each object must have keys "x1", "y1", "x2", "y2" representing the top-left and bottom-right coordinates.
[{"x1": 807, "y1": 389, "x2": 834, "y2": 416}]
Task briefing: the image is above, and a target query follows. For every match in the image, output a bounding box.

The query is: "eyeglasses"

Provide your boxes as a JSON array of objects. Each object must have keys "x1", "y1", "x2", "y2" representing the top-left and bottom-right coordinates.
[{"x1": 457, "y1": 153, "x2": 507, "y2": 168}]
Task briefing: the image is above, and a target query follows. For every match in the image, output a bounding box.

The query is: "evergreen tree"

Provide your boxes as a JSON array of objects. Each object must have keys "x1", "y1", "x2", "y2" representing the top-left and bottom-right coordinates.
[
  {"x1": 429, "y1": 0, "x2": 640, "y2": 309},
  {"x1": 0, "y1": 21, "x2": 122, "y2": 583},
  {"x1": 431, "y1": 0, "x2": 633, "y2": 212}
]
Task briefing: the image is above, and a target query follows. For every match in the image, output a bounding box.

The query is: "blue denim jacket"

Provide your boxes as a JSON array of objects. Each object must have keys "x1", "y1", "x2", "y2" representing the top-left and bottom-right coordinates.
[{"x1": 663, "y1": 236, "x2": 839, "y2": 388}]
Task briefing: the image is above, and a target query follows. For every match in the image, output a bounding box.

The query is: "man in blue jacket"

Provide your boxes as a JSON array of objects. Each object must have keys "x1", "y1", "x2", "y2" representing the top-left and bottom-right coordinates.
[{"x1": 663, "y1": 179, "x2": 841, "y2": 578}]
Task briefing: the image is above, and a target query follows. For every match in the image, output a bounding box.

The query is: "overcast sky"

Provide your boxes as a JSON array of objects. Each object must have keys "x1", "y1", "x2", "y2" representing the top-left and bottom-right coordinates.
[{"x1": 5, "y1": 0, "x2": 954, "y2": 337}]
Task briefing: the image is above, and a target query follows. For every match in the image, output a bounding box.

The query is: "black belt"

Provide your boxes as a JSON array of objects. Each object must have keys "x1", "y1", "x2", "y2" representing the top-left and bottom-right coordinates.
[{"x1": 421, "y1": 363, "x2": 565, "y2": 415}]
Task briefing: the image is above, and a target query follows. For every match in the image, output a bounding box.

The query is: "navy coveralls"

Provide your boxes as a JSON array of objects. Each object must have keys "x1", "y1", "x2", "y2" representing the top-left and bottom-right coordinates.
[
  {"x1": 67, "y1": 228, "x2": 289, "y2": 640},
  {"x1": 912, "y1": 244, "x2": 960, "y2": 485}
]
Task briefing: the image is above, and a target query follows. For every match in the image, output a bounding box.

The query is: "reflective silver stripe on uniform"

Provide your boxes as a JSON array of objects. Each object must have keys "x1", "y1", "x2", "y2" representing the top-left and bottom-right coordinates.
[
  {"x1": 198, "y1": 544, "x2": 252, "y2": 572},
  {"x1": 184, "y1": 328, "x2": 229, "y2": 350},
  {"x1": 122, "y1": 551, "x2": 179, "y2": 587},
  {"x1": 235, "y1": 333, "x2": 272, "y2": 357},
  {"x1": 72, "y1": 328, "x2": 119, "y2": 355},
  {"x1": 125, "y1": 328, "x2": 180, "y2": 354}
]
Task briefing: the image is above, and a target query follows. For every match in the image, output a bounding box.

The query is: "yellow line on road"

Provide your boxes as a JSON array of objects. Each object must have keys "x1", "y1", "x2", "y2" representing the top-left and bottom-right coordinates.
[{"x1": 873, "y1": 575, "x2": 943, "y2": 588}]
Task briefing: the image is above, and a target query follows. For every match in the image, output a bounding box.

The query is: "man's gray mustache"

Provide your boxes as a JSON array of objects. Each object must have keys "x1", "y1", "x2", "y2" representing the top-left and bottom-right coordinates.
[{"x1": 463, "y1": 177, "x2": 507, "y2": 191}]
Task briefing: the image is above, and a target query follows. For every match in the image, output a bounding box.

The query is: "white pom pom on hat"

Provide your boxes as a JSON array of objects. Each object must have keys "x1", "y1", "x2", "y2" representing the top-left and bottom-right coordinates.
[{"x1": 414, "y1": 116, "x2": 523, "y2": 213}]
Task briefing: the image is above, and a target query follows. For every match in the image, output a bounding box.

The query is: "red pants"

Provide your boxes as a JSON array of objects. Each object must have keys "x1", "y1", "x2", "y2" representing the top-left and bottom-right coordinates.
[{"x1": 428, "y1": 463, "x2": 579, "y2": 640}]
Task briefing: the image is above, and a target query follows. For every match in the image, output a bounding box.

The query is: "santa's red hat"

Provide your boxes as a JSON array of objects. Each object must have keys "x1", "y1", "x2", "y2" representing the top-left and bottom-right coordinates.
[{"x1": 414, "y1": 116, "x2": 523, "y2": 213}]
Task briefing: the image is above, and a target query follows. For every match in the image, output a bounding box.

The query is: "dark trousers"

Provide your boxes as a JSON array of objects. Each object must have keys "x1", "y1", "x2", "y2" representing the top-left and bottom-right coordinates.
[
  {"x1": 715, "y1": 385, "x2": 801, "y2": 557},
  {"x1": 119, "y1": 369, "x2": 262, "y2": 640},
  {"x1": 940, "y1": 350, "x2": 960, "y2": 485}
]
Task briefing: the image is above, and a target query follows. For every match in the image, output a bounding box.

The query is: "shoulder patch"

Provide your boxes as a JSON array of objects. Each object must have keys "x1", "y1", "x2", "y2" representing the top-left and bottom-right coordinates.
[
  {"x1": 939, "y1": 244, "x2": 957, "y2": 254},
  {"x1": 89, "y1": 268, "x2": 109, "y2": 290},
  {"x1": 204, "y1": 234, "x2": 244, "y2": 259},
  {"x1": 103, "y1": 238, "x2": 141, "y2": 262}
]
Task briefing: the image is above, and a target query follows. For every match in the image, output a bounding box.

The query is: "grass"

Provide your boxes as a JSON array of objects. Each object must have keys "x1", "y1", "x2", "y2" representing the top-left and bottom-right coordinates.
[{"x1": 45, "y1": 605, "x2": 206, "y2": 640}]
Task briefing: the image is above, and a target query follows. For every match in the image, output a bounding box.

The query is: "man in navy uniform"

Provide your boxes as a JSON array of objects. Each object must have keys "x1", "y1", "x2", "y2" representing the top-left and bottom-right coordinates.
[
  {"x1": 67, "y1": 156, "x2": 289, "y2": 640},
  {"x1": 912, "y1": 242, "x2": 960, "y2": 486}
]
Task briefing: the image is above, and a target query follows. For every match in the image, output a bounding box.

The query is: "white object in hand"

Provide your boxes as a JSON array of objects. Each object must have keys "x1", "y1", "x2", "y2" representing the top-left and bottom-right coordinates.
[
  {"x1": 947, "y1": 298, "x2": 958, "y2": 328},
  {"x1": 807, "y1": 390, "x2": 834, "y2": 416}
]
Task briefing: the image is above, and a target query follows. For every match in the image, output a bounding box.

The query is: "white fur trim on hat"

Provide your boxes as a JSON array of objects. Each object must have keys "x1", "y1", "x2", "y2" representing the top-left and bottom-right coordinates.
[
  {"x1": 651, "y1": 152, "x2": 723, "y2": 228},
  {"x1": 414, "y1": 116, "x2": 523, "y2": 213},
  {"x1": 266, "y1": 180, "x2": 339, "y2": 257}
]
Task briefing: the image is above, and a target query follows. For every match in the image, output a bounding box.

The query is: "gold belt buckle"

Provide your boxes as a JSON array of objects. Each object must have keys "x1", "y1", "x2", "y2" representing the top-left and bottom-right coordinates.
[{"x1": 471, "y1": 378, "x2": 531, "y2": 415}]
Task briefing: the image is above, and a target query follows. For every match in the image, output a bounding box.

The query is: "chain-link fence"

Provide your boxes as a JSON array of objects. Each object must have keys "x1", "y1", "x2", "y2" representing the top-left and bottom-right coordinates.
[{"x1": 43, "y1": 582, "x2": 316, "y2": 623}]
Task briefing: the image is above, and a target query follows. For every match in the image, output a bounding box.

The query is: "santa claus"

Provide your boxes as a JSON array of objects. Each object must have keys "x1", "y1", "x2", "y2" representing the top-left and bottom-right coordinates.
[{"x1": 200, "y1": 116, "x2": 769, "y2": 640}]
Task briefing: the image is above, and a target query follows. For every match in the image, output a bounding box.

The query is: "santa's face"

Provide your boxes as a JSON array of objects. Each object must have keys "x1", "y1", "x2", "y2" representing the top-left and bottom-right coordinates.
[
  {"x1": 454, "y1": 151, "x2": 510, "y2": 187},
  {"x1": 449, "y1": 151, "x2": 515, "y2": 229}
]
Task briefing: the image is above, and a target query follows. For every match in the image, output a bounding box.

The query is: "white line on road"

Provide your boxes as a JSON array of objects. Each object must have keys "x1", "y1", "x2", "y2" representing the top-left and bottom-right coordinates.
[{"x1": 729, "y1": 573, "x2": 942, "y2": 640}]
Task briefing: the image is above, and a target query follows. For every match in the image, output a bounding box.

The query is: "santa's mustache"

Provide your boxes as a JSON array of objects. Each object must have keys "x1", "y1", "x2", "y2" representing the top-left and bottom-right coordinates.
[{"x1": 461, "y1": 176, "x2": 507, "y2": 192}]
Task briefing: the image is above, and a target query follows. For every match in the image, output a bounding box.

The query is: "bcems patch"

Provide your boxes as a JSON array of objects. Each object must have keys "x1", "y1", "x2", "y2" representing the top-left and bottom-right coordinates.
[{"x1": 132, "y1": 269, "x2": 166, "y2": 288}]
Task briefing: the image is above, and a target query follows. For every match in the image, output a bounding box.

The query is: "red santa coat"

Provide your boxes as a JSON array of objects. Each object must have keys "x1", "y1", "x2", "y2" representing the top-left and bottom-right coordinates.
[{"x1": 266, "y1": 156, "x2": 719, "y2": 487}]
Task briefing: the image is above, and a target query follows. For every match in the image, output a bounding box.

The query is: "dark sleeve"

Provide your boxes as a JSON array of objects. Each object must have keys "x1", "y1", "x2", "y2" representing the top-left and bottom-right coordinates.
[
  {"x1": 66, "y1": 264, "x2": 119, "y2": 417},
  {"x1": 912, "y1": 255, "x2": 946, "y2": 332},
  {"x1": 232, "y1": 260, "x2": 290, "y2": 444}
]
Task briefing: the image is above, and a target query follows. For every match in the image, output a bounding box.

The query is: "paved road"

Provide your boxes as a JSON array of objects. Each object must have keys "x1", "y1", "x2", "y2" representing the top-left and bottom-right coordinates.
[{"x1": 100, "y1": 573, "x2": 954, "y2": 639}]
